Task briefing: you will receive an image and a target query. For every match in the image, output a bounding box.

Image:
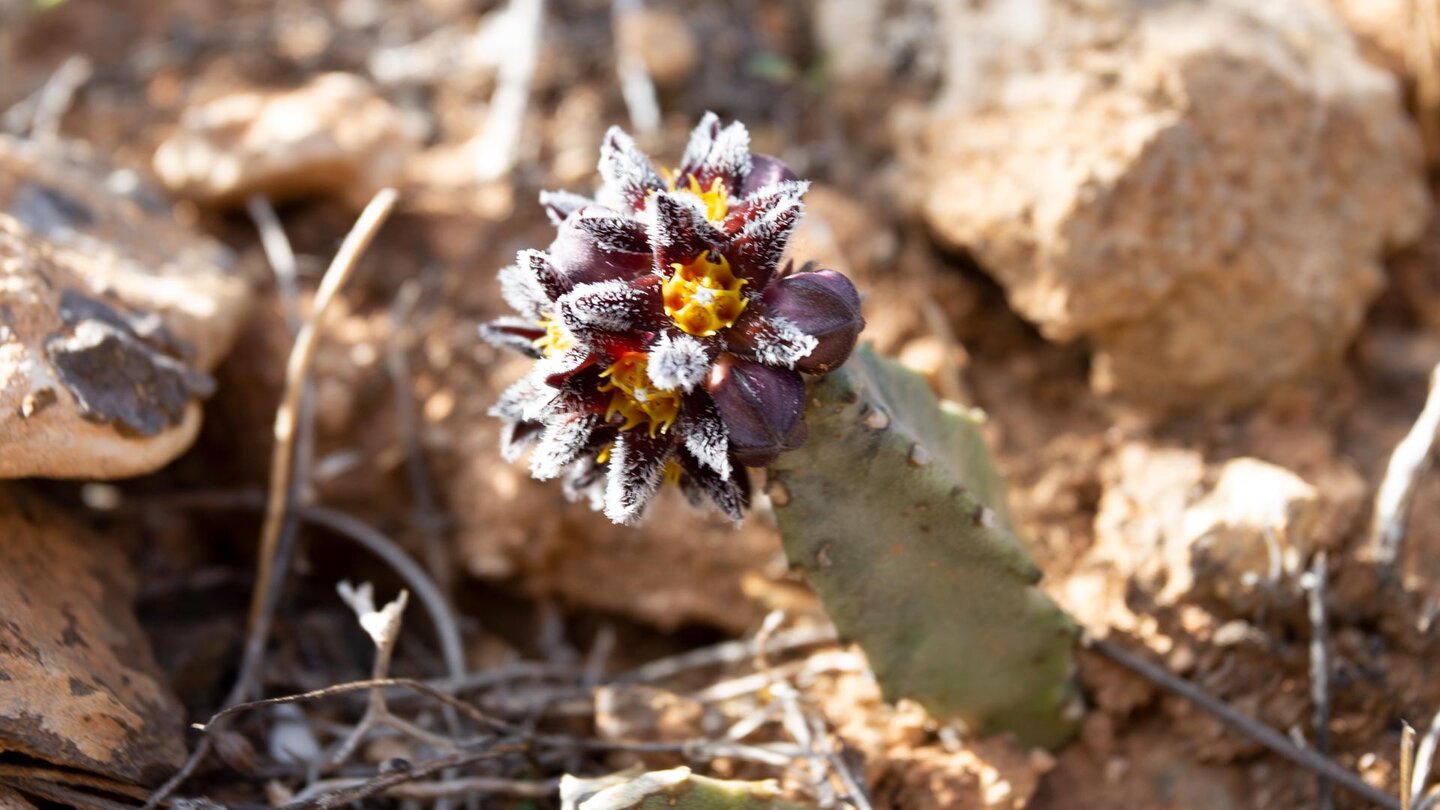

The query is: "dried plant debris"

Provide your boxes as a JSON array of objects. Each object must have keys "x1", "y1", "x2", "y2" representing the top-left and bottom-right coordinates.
[
  {"x1": 0, "y1": 486, "x2": 185, "y2": 784},
  {"x1": 560, "y1": 767, "x2": 816, "y2": 810}
]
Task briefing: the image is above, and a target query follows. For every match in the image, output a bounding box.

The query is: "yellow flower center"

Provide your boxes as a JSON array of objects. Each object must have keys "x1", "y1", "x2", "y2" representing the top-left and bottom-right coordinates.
[
  {"x1": 596, "y1": 443, "x2": 683, "y2": 484},
  {"x1": 663, "y1": 251, "x2": 748, "y2": 337},
  {"x1": 533, "y1": 313, "x2": 572, "y2": 357},
  {"x1": 599, "y1": 352, "x2": 681, "y2": 436},
  {"x1": 662, "y1": 169, "x2": 730, "y2": 224}
]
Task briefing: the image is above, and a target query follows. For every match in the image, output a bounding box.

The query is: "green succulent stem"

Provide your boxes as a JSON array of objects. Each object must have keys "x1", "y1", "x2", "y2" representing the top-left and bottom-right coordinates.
[{"x1": 767, "y1": 345, "x2": 1079, "y2": 749}]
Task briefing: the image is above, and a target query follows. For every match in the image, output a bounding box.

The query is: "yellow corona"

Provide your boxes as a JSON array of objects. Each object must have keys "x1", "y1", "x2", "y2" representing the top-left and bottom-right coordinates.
[
  {"x1": 599, "y1": 353, "x2": 681, "y2": 436},
  {"x1": 663, "y1": 251, "x2": 747, "y2": 337},
  {"x1": 532, "y1": 313, "x2": 572, "y2": 357}
]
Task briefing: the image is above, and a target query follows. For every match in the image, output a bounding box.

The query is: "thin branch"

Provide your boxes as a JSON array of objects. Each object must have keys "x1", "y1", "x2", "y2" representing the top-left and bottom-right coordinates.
[
  {"x1": 613, "y1": 0, "x2": 660, "y2": 134},
  {"x1": 279, "y1": 742, "x2": 527, "y2": 810},
  {"x1": 330, "y1": 584, "x2": 420, "y2": 765},
  {"x1": 25, "y1": 55, "x2": 91, "y2": 140},
  {"x1": 245, "y1": 195, "x2": 303, "y2": 334},
  {"x1": 1408, "y1": 724, "x2": 1419, "y2": 810},
  {"x1": 1370, "y1": 362, "x2": 1440, "y2": 572},
  {"x1": 471, "y1": 0, "x2": 544, "y2": 180},
  {"x1": 1303, "y1": 552, "x2": 1334, "y2": 810},
  {"x1": 1413, "y1": 707, "x2": 1440, "y2": 807},
  {"x1": 1089, "y1": 638, "x2": 1400, "y2": 810},
  {"x1": 249, "y1": 186, "x2": 399, "y2": 649},
  {"x1": 387, "y1": 280, "x2": 452, "y2": 596},
  {"x1": 617, "y1": 624, "x2": 838, "y2": 683},
  {"x1": 121, "y1": 489, "x2": 467, "y2": 684},
  {"x1": 290, "y1": 774, "x2": 557, "y2": 803},
  {"x1": 146, "y1": 189, "x2": 398, "y2": 810}
]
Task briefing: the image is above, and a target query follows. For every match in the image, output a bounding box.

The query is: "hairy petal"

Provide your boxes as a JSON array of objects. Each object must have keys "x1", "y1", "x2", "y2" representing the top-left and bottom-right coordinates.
[
  {"x1": 597, "y1": 126, "x2": 664, "y2": 212},
  {"x1": 680, "y1": 113, "x2": 752, "y2": 189},
  {"x1": 499, "y1": 420, "x2": 543, "y2": 463},
  {"x1": 724, "y1": 181, "x2": 807, "y2": 287},
  {"x1": 539, "y1": 190, "x2": 594, "y2": 226},
  {"x1": 678, "y1": 112, "x2": 721, "y2": 178},
  {"x1": 572, "y1": 210, "x2": 651, "y2": 255},
  {"x1": 491, "y1": 368, "x2": 557, "y2": 423},
  {"x1": 478, "y1": 316, "x2": 544, "y2": 358},
  {"x1": 550, "y1": 213, "x2": 653, "y2": 285},
  {"x1": 725, "y1": 307, "x2": 819, "y2": 369},
  {"x1": 556, "y1": 276, "x2": 664, "y2": 335},
  {"x1": 649, "y1": 192, "x2": 720, "y2": 271},
  {"x1": 529, "y1": 413, "x2": 600, "y2": 480},
  {"x1": 648, "y1": 332, "x2": 714, "y2": 392},
  {"x1": 678, "y1": 393, "x2": 732, "y2": 479},
  {"x1": 678, "y1": 450, "x2": 745, "y2": 522},
  {"x1": 497, "y1": 258, "x2": 550, "y2": 318},
  {"x1": 604, "y1": 430, "x2": 673, "y2": 524}
]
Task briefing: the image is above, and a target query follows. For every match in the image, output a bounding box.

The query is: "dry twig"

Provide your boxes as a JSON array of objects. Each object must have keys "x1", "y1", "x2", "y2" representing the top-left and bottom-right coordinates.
[
  {"x1": 1303, "y1": 552, "x2": 1334, "y2": 810},
  {"x1": 1090, "y1": 637, "x2": 1400, "y2": 810},
  {"x1": 471, "y1": 0, "x2": 543, "y2": 180},
  {"x1": 613, "y1": 0, "x2": 660, "y2": 134},
  {"x1": 387, "y1": 280, "x2": 453, "y2": 596},
  {"x1": 146, "y1": 189, "x2": 399, "y2": 809},
  {"x1": 1369, "y1": 363, "x2": 1440, "y2": 573}
]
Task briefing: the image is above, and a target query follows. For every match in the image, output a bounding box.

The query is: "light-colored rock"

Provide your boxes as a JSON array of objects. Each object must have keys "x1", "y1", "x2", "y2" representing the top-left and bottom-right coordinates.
[
  {"x1": 914, "y1": 0, "x2": 1428, "y2": 410},
  {"x1": 1330, "y1": 0, "x2": 1411, "y2": 76},
  {"x1": 1091, "y1": 444, "x2": 1321, "y2": 613},
  {"x1": 0, "y1": 136, "x2": 250, "y2": 478},
  {"x1": 154, "y1": 72, "x2": 419, "y2": 208}
]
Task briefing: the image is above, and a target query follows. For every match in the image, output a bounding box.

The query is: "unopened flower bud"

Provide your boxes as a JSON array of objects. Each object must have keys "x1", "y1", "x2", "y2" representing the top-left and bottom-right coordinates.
[
  {"x1": 763, "y1": 269, "x2": 863, "y2": 372},
  {"x1": 706, "y1": 355, "x2": 807, "y2": 467}
]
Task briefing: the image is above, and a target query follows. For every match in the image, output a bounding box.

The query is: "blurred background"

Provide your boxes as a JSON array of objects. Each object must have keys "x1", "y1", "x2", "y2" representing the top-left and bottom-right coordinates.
[{"x1": 5, "y1": 0, "x2": 1440, "y2": 807}]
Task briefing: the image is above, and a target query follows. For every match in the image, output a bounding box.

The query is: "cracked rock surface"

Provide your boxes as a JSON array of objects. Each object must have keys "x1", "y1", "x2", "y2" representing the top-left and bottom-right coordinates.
[
  {"x1": 910, "y1": 0, "x2": 1429, "y2": 411},
  {"x1": 0, "y1": 136, "x2": 251, "y2": 478}
]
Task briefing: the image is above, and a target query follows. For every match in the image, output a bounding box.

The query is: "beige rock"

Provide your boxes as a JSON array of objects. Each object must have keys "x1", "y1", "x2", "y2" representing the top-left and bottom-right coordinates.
[
  {"x1": 915, "y1": 0, "x2": 1428, "y2": 410},
  {"x1": 1330, "y1": 0, "x2": 1411, "y2": 76},
  {"x1": 1090, "y1": 443, "x2": 1322, "y2": 613},
  {"x1": 153, "y1": 72, "x2": 419, "y2": 208},
  {"x1": 0, "y1": 136, "x2": 251, "y2": 478}
]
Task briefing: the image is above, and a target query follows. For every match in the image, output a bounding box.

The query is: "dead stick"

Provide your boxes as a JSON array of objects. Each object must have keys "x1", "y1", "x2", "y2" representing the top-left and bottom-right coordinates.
[
  {"x1": 1370, "y1": 363, "x2": 1440, "y2": 572},
  {"x1": 1305, "y1": 552, "x2": 1334, "y2": 810},
  {"x1": 1090, "y1": 638, "x2": 1399, "y2": 810},
  {"x1": 145, "y1": 189, "x2": 398, "y2": 810},
  {"x1": 249, "y1": 187, "x2": 398, "y2": 642}
]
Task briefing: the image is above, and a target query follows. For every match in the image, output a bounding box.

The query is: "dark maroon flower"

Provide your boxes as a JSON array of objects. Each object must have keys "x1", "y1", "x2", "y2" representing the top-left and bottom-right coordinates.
[{"x1": 480, "y1": 113, "x2": 865, "y2": 525}]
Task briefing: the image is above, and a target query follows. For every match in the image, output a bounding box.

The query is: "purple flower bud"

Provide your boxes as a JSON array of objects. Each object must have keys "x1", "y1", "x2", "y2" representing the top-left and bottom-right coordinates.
[
  {"x1": 548, "y1": 209, "x2": 652, "y2": 286},
  {"x1": 705, "y1": 356, "x2": 808, "y2": 467},
  {"x1": 738, "y1": 154, "x2": 799, "y2": 198},
  {"x1": 762, "y1": 269, "x2": 863, "y2": 373}
]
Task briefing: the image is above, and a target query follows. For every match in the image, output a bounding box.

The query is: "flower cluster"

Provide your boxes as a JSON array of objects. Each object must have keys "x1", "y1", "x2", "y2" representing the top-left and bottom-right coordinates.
[{"x1": 482, "y1": 114, "x2": 863, "y2": 524}]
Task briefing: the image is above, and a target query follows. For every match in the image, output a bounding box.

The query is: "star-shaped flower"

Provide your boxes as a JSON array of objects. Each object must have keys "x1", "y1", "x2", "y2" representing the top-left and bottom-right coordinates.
[{"x1": 482, "y1": 113, "x2": 863, "y2": 524}]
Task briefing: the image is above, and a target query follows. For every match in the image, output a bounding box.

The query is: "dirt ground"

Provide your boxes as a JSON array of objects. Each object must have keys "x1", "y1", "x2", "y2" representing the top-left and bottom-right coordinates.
[{"x1": 6, "y1": 0, "x2": 1440, "y2": 808}]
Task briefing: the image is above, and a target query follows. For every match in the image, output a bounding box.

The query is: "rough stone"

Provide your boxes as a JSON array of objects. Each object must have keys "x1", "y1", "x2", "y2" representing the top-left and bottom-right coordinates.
[
  {"x1": 0, "y1": 136, "x2": 250, "y2": 478},
  {"x1": 153, "y1": 72, "x2": 420, "y2": 208},
  {"x1": 914, "y1": 0, "x2": 1428, "y2": 410},
  {"x1": 1089, "y1": 444, "x2": 1322, "y2": 614},
  {"x1": 0, "y1": 486, "x2": 186, "y2": 784}
]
